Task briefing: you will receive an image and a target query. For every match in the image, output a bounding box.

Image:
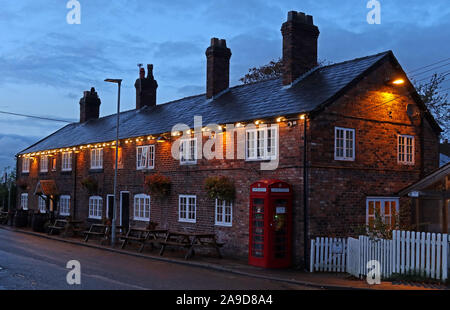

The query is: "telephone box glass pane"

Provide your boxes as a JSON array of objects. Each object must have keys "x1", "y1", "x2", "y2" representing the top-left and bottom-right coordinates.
[
  {"x1": 252, "y1": 198, "x2": 264, "y2": 257},
  {"x1": 273, "y1": 199, "x2": 287, "y2": 259}
]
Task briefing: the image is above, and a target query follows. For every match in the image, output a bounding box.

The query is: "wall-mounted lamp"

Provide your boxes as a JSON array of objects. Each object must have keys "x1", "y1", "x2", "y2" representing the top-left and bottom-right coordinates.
[
  {"x1": 156, "y1": 136, "x2": 167, "y2": 143},
  {"x1": 385, "y1": 78, "x2": 405, "y2": 86}
]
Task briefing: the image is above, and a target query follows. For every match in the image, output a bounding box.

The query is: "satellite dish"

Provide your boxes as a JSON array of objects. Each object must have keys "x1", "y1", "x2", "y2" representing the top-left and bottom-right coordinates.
[{"x1": 406, "y1": 104, "x2": 419, "y2": 117}]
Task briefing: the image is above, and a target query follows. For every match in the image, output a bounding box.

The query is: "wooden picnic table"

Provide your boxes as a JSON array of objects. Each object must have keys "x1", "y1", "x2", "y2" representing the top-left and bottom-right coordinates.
[
  {"x1": 48, "y1": 219, "x2": 84, "y2": 237},
  {"x1": 0, "y1": 211, "x2": 8, "y2": 224},
  {"x1": 83, "y1": 223, "x2": 123, "y2": 244},
  {"x1": 159, "y1": 231, "x2": 223, "y2": 260},
  {"x1": 120, "y1": 227, "x2": 168, "y2": 252}
]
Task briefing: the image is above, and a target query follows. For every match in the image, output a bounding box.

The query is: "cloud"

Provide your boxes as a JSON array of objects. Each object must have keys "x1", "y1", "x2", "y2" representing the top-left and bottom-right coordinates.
[
  {"x1": 0, "y1": 134, "x2": 42, "y2": 171},
  {"x1": 153, "y1": 41, "x2": 202, "y2": 59}
]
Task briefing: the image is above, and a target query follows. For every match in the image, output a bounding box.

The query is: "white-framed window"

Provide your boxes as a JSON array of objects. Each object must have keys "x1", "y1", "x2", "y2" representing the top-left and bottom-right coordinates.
[
  {"x1": 245, "y1": 126, "x2": 278, "y2": 160},
  {"x1": 180, "y1": 138, "x2": 197, "y2": 164},
  {"x1": 134, "y1": 194, "x2": 151, "y2": 221},
  {"x1": 366, "y1": 197, "x2": 399, "y2": 229},
  {"x1": 62, "y1": 152, "x2": 73, "y2": 171},
  {"x1": 20, "y1": 193, "x2": 28, "y2": 210},
  {"x1": 215, "y1": 199, "x2": 232, "y2": 227},
  {"x1": 335, "y1": 127, "x2": 355, "y2": 161},
  {"x1": 59, "y1": 195, "x2": 70, "y2": 216},
  {"x1": 398, "y1": 135, "x2": 414, "y2": 165},
  {"x1": 136, "y1": 145, "x2": 155, "y2": 170},
  {"x1": 88, "y1": 196, "x2": 103, "y2": 219},
  {"x1": 179, "y1": 195, "x2": 196, "y2": 223},
  {"x1": 38, "y1": 195, "x2": 47, "y2": 213},
  {"x1": 90, "y1": 148, "x2": 103, "y2": 169},
  {"x1": 22, "y1": 158, "x2": 30, "y2": 173},
  {"x1": 40, "y1": 155, "x2": 48, "y2": 173}
]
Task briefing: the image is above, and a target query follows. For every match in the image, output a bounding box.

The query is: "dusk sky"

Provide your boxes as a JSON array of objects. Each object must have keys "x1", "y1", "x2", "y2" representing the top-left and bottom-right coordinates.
[{"x1": 1, "y1": 0, "x2": 449, "y2": 171}]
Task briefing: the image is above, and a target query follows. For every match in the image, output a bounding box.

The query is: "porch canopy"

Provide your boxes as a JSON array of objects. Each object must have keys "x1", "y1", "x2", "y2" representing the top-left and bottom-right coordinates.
[
  {"x1": 399, "y1": 162, "x2": 450, "y2": 233},
  {"x1": 34, "y1": 180, "x2": 59, "y2": 197}
]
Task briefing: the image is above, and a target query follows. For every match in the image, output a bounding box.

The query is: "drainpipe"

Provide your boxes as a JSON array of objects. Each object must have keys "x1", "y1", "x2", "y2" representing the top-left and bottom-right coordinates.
[
  {"x1": 303, "y1": 116, "x2": 310, "y2": 270},
  {"x1": 73, "y1": 152, "x2": 77, "y2": 220}
]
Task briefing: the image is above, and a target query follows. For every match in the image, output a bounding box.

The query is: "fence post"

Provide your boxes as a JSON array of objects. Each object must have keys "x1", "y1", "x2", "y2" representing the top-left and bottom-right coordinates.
[
  {"x1": 310, "y1": 239, "x2": 315, "y2": 272},
  {"x1": 442, "y1": 234, "x2": 448, "y2": 281}
]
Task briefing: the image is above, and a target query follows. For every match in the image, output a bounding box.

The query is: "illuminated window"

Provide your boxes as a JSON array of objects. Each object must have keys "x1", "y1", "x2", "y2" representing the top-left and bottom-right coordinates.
[
  {"x1": 22, "y1": 158, "x2": 30, "y2": 173},
  {"x1": 59, "y1": 195, "x2": 70, "y2": 216},
  {"x1": 62, "y1": 152, "x2": 73, "y2": 171},
  {"x1": 40, "y1": 155, "x2": 48, "y2": 173},
  {"x1": 180, "y1": 138, "x2": 197, "y2": 165},
  {"x1": 20, "y1": 193, "x2": 28, "y2": 210},
  {"x1": 215, "y1": 199, "x2": 232, "y2": 227},
  {"x1": 398, "y1": 135, "x2": 414, "y2": 164},
  {"x1": 246, "y1": 126, "x2": 278, "y2": 160},
  {"x1": 179, "y1": 195, "x2": 196, "y2": 223},
  {"x1": 366, "y1": 197, "x2": 399, "y2": 229},
  {"x1": 335, "y1": 127, "x2": 355, "y2": 161},
  {"x1": 133, "y1": 194, "x2": 151, "y2": 221},
  {"x1": 51, "y1": 157, "x2": 57, "y2": 171},
  {"x1": 90, "y1": 148, "x2": 103, "y2": 169},
  {"x1": 136, "y1": 145, "x2": 155, "y2": 170},
  {"x1": 88, "y1": 196, "x2": 103, "y2": 219}
]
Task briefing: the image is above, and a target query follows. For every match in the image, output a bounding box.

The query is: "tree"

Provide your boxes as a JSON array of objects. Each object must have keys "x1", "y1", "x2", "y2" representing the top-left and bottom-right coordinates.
[
  {"x1": 413, "y1": 73, "x2": 449, "y2": 140},
  {"x1": 0, "y1": 166, "x2": 16, "y2": 212},
  {"x1": 239, "y1": 58, "x2": 332, "y2": 84}
]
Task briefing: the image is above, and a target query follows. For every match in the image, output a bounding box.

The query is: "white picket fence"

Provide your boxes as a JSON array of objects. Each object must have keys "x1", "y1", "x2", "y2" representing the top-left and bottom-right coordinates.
[
  {"x1": 310, "y1": 237, "x2": 347, "y2": 272},
  {"x1": 311, "y1": 230, "x2": 449, "y2": 282}
]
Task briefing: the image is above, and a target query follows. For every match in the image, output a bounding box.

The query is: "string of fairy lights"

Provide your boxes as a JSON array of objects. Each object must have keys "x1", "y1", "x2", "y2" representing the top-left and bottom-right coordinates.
[{"x1": 17, "y1": 114, "x2": 307, "y2": 159}]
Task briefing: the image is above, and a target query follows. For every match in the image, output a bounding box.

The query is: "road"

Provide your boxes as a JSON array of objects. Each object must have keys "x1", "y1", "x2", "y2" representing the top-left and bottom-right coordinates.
[{"x1": 0, "y1": 228, "x2": 315, "y2": 290}]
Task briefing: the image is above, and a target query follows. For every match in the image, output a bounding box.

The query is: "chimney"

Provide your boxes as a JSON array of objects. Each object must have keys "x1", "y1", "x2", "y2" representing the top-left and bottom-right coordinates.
[
  {"x1": 281, "y1": 11, "x2": 320, "y2": 85},
  {"x1": 79, "y1": 87, "x2": 101, "y2": 123},
  {"x1": 134, "y1": 64, "x2": 158, "y2": 109},
  {"x1": 205, "y1": 38, "x2": 232, "y2": 99}
]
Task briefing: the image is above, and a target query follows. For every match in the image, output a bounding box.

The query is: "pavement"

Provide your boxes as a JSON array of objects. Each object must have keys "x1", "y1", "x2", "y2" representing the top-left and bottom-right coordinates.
[{"x1": 0, "y1": 225, "x2": 448, "y2": 290}]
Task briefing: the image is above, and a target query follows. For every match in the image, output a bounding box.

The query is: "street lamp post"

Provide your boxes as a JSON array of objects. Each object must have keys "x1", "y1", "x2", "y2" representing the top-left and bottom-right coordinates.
[{"x1": 104, "y1": 78, "x2": 122, "y2": 247}]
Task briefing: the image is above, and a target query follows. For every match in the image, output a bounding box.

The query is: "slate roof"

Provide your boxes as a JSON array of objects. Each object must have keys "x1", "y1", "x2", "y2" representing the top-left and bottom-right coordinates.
[{"x1": 19, "y1": 51, "x2": 401, "y2": 155}]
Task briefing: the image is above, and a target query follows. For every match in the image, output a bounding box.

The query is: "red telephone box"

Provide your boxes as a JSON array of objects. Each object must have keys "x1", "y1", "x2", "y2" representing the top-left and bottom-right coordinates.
[{"x1": 249, "y1": 180, "x2": 292, "y2": 268}]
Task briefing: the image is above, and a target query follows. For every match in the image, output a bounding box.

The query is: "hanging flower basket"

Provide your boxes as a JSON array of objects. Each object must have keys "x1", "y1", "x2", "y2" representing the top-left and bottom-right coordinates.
[
  {"x1": 204, "y1": 176, "x2": 235, "y2": 202},
  {"x1": 145, "y1": 173, "x2": 171, "y2": 198},
  {"x1": 16, "y1": 178, "x2": 27, "y2": 190},
  {"x1": 81, "y1": 176, "x2": 98, "y2": 194}
]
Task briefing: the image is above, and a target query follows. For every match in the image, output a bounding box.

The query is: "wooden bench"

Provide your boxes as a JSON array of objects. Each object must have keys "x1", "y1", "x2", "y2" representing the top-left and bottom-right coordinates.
[
  {"x1": 120, "y1": 222, "x2": 167, "y2": 252},
  {"x1": 0, "y1": 211, "x2": 8, "y2": 225},
  {"x1": 159, "y1": 232, "x2": 224, "y2": 260},
  {"x1": 83, "y1": 224, "x2": 108, "y2": 244},
  {"x1": 47, "y1": 219, "x2": 67, "y2": 235}
]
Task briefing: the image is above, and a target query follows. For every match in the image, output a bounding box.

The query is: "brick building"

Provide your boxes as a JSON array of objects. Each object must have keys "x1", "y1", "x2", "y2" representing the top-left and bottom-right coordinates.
[{"x1": 15, "y1": 11, "x2": 441, "y2": 267}]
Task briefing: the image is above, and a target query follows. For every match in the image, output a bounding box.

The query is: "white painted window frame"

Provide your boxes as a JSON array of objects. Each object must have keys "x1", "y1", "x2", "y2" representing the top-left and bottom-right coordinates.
[
  {"x1": 22, "y1": 158, "x2": 30, "y2": 173},
  {"x1": 20, "y1": 193, "x2": 28, "y2": 210},
  {"x1": 38, "y1": 195, "x2": 47, "y2": 213},
  {"x1": 90, "y1": 148, "x2": 103, "y2": 169},
  {"x1": 366, "y1": 197, "x2": 400, "y2": 228},
  {"x1": 180, "y1": 138, "x2": 197, "y2": 165},
  {"x1": 136, "y1": 145, "x2": 155, "y2": 170},
  {"x1": 40, "y1": 155, "x2": 48, "y2": 173},
  {"x1": 59, "y1": 195, "x2": 71, "y2": 216},
  {"x1": 245, "y1": 126, "x2": 278, "y2": 161},
  {"x1": 397, "y1": 134, "x2": 415, "y2": 165},
  {"x1": 334, "y1": 127, "x2": 355, "y2": 161},
  {"x1": 178, "y1": 195, "x2": 196, "y2": 223},
  {"x1": 215, "y1": 199, "x2": 233, "y2": 227},
  {"x1": 61, "y1": 152, "x2": 73, "y2": 171},
  {"x1": 133, "y1": 194, "x2": 151, "y2": 221},
  {"x1": 88, "y1": 196, "x2": 103, "y2": 219}
]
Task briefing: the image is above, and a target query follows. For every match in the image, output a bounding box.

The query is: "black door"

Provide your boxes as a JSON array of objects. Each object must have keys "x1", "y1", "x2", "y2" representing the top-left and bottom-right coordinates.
[
  {"x1": 121, "y1": 192, "x2": 130, "y2": 230},
  {"x1": 107, "y1": 195, "x2": 114, "y2": 220}
]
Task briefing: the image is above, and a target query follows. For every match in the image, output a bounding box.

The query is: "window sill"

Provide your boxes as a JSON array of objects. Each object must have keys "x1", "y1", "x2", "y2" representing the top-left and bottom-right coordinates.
[
  {"x1": 134, "y1": 217, "x2": 150, "y2": 222},
  {"x1": 180, "y1": 162, "x2": 197, "y2": 166},
  {"x1": 178, "y1": 219, "x2": 196, "y2": 224},
  {"x1": 88, "y1": 216, "x2": 102, "y2": 220},
  {"x1": 89, "y1": 168, "x2": 104, "y2": 173},
  {"x1": 215, "y1": 223, "x2": 232, "y2": 227},
  {"x1": 334, "y1": 158, "x2": 355, "y2": 162}
]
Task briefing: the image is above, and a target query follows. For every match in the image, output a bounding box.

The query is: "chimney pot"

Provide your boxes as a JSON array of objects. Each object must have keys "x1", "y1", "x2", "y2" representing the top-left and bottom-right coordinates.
[
  {"x1": 80, "y1": 87, "x2": 101, "y2": 122},
  {"x1": 206, "y1": 37, "x2": 232, "y2": 99},
  {"x1": 281, "y1": 11, "x2": 320, "y2": 85},
  {"x1": 135, "y1": 64, "x2": 158, "y2": 109}
]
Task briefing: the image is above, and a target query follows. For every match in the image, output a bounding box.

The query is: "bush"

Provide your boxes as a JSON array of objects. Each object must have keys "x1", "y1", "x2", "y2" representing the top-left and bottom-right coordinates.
[
  {"x1": 204, "y1": 176, "x2": 235, "y2": 202},
  {"x1": 145, "y1": 174, "x2": 171, "y2": 198}
]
